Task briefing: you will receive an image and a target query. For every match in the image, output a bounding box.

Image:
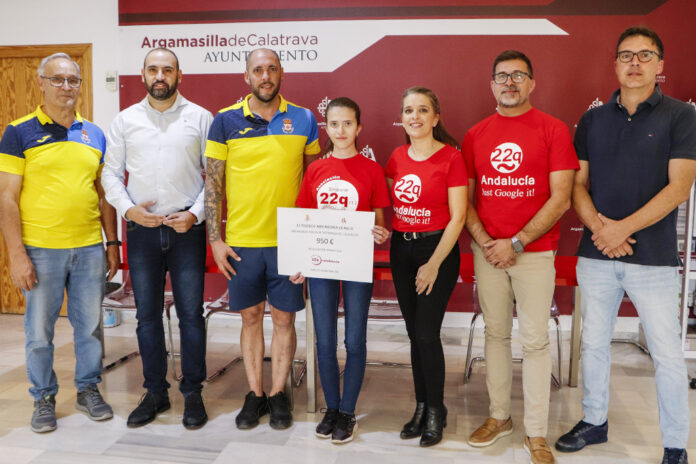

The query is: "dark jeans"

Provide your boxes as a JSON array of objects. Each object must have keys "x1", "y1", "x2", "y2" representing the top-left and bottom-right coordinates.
[
  {"x1": 127, "y1": 221, "x2": 207, "y2": 395},
  {"x1": 390, "y1": 232, "x2": 460, "y2": 408},
  {"x1": 309, "y1": 278, "x2": 373, "y2": 415}
]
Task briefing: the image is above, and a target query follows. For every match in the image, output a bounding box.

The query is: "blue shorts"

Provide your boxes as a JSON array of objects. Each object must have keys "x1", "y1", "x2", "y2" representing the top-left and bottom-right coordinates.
[{"x1": 226, "y1": 247, "x2": 305, "y2": 312}]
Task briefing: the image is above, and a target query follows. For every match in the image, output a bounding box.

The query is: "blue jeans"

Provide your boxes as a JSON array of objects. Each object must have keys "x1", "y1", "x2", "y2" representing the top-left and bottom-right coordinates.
[
  {"x1": 127, "y1": 222, "x2": 207, "y2": 395},
  {"x1": 24, "y1": 244, "x2": 105, "y2": 400},
  {"x1": 577, "y1": 257, "x2": 689, "y2": 448},
  {"x1": 309, "y1": 278, "x2": 373, "y2": 415}
]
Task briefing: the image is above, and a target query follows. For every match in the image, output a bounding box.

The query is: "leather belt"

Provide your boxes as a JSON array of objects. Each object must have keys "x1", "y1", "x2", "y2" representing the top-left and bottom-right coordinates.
[{"x1": 402, "y1": 230, "x2": 445, "y2": 241}]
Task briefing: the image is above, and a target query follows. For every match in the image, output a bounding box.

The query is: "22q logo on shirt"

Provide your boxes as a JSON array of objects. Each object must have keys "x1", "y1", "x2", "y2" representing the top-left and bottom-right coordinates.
[
  {"x1": 393, "y1": 174, "x2": 422, "y2": 204},
  {"x1": 490, "y1": 142, "x2": 523, "y2": 173},
  {"x1": 317, "y1": 179, "x2": 359, "y2": 210}
]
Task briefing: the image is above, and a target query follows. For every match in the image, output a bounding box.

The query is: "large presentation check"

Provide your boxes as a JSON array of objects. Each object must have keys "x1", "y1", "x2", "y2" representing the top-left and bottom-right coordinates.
[{"x1": 277, "y1": 207, "x2": 376, "y2": 283}]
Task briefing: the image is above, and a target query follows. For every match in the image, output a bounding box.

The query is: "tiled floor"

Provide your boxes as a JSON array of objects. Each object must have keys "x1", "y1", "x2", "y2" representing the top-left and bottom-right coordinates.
[{"x1": 0, "y1": 313, "x2": 694, "y2": 464}]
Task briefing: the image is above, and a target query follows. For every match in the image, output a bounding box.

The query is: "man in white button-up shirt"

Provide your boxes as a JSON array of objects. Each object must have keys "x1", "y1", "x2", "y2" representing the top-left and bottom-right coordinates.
[{"x1": 102, "y1": 48, "x2": 213, "y2": 430}]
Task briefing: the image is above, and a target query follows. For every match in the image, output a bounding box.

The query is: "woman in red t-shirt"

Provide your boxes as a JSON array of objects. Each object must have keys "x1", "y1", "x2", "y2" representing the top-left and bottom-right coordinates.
[
  {"x1": 290, "y1": 97, "x2": 391, "y2": 443},
  {"x1": 385, "y1": 87, "x2": 468, "y2": 447}
]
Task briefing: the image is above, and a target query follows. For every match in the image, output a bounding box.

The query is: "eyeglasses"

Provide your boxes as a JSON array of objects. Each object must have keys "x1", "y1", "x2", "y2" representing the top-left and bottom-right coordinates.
[
  {"x1": 40, "y1": 75, "x2": 82, "y2": 88},
  {"x1": 616, "y1": 50, "x2": 661, "y2": 63},
  {"x1": 492, "y1": 71, "x2": 531, "y2": 84}
]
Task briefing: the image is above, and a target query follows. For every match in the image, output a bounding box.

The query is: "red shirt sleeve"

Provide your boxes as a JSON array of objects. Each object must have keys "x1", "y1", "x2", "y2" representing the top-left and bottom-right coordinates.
[
  {"x1": 446, "y1": 148, "x2": 469, "y2": 187},
  {"x1": 385, "y1": 149, "x2": 398, "y2": 179},
  {"x1": 461, "y1": 132, "x2": 476, "y2": 180},
  {"x1": 548, "y1": 120, "x2": 580, "y2": 172},
  {"x1": 370, "y1": 164, "x2": 391, "y2": 209}
]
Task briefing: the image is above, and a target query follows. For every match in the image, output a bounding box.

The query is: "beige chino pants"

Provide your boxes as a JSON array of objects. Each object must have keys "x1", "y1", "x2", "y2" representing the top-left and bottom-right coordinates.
[{"x1": 472, "y1": 242, "x2": 555, "y2": 437}]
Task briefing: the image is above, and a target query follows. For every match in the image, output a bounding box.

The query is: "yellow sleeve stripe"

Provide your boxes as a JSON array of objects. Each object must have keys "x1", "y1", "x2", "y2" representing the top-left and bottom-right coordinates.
[
  {"x1": 304, "y1": 139, "x2": 321, "y2": 155},
  {"x1": 0, "y1": 152, "x2": 25, "y2": 175},
  {"x1": 204, "y1": 140, "x2": 228, "y2": 160},
  {"x1": 10, "y1": 111, "x2": 38, "y2": 127},
  {"x1": 219, "y1": 98, "x2": 247, "y2": 114}
]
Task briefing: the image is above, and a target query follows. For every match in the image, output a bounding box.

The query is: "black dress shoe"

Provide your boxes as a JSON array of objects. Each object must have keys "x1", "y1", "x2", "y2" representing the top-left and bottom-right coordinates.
[
  {"x1": 420, "y1": 405, "x2": 447, "y2": 447},
  {"x1": 268, "y1": 391, "x2": 293, "y2": 430},
  {"x1": 555, "y1": 420, "x2": 608, "y2": 452},
  {"x1": 400, "y1": 402, "x2": 427, "y2": 439},
  {"x1": 236, "y1": 391, "x2": 268, "y2": 429},
  {"x1": 183, "y1": 392, "x2": 208, "y2": 430},
  {"x1": 662, "y1": 447, "x2": 688, "y2": 464},
  {"x1": 127, "y1": 392, "x2": 170, "y2": 428}
]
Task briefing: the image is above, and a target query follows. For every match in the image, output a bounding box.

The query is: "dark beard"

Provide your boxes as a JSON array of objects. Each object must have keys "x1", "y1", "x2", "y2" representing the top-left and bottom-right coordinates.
[
  {"x1": 147, "y1": 80, "x2": 178, "y2": 101},
  {"x1": 252, "y1": 83, "x2": 280, "y2": 103}
]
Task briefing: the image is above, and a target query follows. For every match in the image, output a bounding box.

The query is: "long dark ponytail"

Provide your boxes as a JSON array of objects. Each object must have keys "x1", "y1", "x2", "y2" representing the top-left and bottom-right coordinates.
[{"x1": 400, "y1": 86, "x2": 459, "y2": 149}]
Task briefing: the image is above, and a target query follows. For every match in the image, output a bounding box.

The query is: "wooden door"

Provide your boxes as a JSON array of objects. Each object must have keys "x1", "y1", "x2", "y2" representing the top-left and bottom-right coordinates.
[{"x1": 0, "y1": 44, "x2": 93, "y2": 314}]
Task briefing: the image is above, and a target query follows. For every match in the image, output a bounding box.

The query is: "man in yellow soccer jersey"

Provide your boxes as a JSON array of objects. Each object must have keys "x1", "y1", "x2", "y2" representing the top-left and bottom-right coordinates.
[
  {"x1": 204, "y1": 48, "x2": 319, "y2": 430},
  {"x1": 0, "y1": 53, "x2": 119, "y2": 433}
]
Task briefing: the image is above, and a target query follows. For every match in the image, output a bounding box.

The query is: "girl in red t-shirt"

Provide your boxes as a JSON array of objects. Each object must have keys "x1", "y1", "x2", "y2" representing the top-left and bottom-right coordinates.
[
  {"x1": 290, "y1": 97, "x2": 390, "y2": 443},
  {"x1": 385, "y1": 87, "x2": 468, "y2": 447}
]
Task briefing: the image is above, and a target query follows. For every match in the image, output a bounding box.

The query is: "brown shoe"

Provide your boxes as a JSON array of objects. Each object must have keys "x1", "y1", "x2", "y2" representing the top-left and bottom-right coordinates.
[
  {"x1": 524, "y1": 436, "x2": 556, "y2": 464},
  {"x1": 468, "y1": 417, "x2": 513, "y2": 447}
]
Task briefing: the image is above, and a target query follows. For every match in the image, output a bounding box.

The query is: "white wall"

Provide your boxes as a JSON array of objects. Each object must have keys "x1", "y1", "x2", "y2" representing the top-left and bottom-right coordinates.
[{"x1": 0, "y1": 0, "x2": 121, "y2": 130}]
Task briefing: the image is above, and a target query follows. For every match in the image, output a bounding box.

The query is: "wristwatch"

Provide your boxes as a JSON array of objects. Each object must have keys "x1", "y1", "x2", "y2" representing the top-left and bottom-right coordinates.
[{"x1": 511, "y1": 236, "x2": 524, "y2": 254}]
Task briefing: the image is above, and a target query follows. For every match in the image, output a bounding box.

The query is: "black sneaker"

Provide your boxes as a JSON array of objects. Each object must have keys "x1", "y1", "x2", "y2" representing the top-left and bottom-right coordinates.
[
  {"x1": 662, "y1": 448, "x2": 688, "y2": 464},
  {"x1": 555, "y1": 420, "x2": 608, "y2": 452},
  {"x1": 127, "y1": 391, "x2": 170, "y2": 428},
  {"x1": 183, "y1": 392, "x2": 208, "y2": 430},
  {"x1": 236, "y1": 391, "x2": 268, "y2": 429},
  {"x1": 31, "y1": 395, "x2": 57, "y2": 433},
  {"x1": 331, "y1": 412, "x2": 357, "y2": 444},
  {"x1": 76, "y1": 385, "x2": 113, "y2": 421},
  {"x1": 315, "y1": 409, "x2": 339, "y2": 438},
  {"x1": 268, "y1": 391, "x2": 292, "y2": 430}
]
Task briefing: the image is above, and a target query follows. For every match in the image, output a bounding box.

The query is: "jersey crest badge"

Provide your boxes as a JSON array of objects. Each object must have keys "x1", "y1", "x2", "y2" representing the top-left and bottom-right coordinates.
[
  {"x1": 81, "y1": 129, "x2": 91, "y2": 144},
  {"x1": 282, "y1": 118, "x2": 294, "y2": 134}
]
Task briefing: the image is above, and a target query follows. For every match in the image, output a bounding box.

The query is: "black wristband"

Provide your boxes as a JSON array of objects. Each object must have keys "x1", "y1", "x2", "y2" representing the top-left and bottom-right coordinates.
[{"x1": 105, "y1": 240, "x2": 122, "y2": 247}]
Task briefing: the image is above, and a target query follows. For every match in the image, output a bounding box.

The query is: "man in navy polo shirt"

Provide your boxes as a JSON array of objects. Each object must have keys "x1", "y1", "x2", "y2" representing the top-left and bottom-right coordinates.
[{"x1": 556, "y1": 27, "x2": 696, "y2": 464}]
